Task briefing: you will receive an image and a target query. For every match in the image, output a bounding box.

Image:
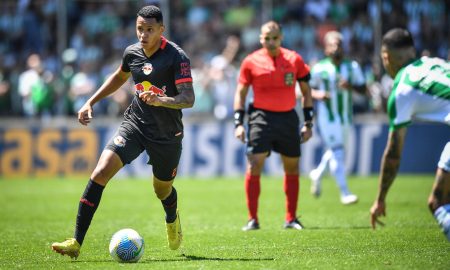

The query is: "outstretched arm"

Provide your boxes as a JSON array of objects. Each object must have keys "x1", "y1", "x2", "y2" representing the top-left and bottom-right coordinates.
[
  {"x1": 311, "y1": 89, "x2": 330, "y2": 101},
  {"x1": 339, "y1": 80, "x2": 367, "y2": 94},
  {"x1": 370, "y1": 127, "x2": 407, "y2": 229},
  {"x1": 78, "y1": 67, "x2": 130, "y2": 126}
]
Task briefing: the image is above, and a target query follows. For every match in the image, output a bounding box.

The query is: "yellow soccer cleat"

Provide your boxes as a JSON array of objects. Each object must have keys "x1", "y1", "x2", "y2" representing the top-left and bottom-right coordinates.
[
  {"x1": 166, "y1": 209, "x2": 182, "y2": 250},
  {"x1": 51, "y1": 238, "x2": 80, "y2": 259}
]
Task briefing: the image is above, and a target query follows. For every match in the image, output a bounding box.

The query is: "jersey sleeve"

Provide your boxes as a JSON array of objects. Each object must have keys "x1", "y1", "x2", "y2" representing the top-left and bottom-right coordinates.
[
  {"x1": 173, "y1": 50, "x2": 193, "y2": 85},
  {"x1": 238, "y1": 57, "x2": 252, "y2": 85},
  {"x1": 295, "y1": 54, "x2": 311, "y2": 80},
  {"x1": 120, "y1": 45, "x2": 132, "y2": 73},
  {"x1": 387, "y1": 87, "x2": 414, "y2": 131}
]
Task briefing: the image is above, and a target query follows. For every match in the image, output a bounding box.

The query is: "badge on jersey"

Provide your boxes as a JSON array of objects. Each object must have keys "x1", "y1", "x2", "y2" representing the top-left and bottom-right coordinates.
[
  {"x1": 284, "y1": 72, "x2": 294, "y2": 86},
  {"x1": 142, "y1": 63, "x2": 153, "y2": 75}
]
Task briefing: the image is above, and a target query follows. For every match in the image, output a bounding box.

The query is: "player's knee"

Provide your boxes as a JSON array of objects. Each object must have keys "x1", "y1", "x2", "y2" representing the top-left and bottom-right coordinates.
[
  {"x1": 153, "y1": 186, "x2": 171, "y2": 200},
  {"x1": 91, "y1": 151, "x2": 122, "y2": 185},
  {"x1": 153, "y1": 178, "x2": 173, "y2": 200},
  {"x1": 247, "y1": 161, "x2": 263, "y2": 174},
  {"x1": 91, "y1": 166, "x2": 111, "y2": 186}
]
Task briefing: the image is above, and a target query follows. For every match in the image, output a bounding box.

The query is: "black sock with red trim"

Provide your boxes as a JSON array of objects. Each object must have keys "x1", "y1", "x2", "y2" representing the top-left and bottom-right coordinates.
[
  {"x1": 74, "y1": 179, "x2": 104, "y2": 245},
  {"x1": 161, "y1": 187, "x2": 177, "y2": 223}
]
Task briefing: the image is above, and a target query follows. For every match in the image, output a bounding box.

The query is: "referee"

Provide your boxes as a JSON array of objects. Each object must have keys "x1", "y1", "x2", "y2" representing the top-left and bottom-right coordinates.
[{"x1": 234, "y1": 21, "x2": 314, "y2": 231}]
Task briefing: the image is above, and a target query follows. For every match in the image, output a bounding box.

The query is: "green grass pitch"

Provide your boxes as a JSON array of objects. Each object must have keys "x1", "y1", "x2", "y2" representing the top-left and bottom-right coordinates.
[{"x1": 0, "y1": 175, "x2": 449, "y2": 269}]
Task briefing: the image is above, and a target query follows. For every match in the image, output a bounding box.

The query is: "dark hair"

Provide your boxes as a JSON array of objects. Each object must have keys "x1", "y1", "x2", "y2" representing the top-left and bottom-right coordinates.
[
  {"x1": 382, "y1": 28, "x2": 414, "y2": 49},
  {"x1": 137, "y1": 5, "x2": 163, "y2": 23}
]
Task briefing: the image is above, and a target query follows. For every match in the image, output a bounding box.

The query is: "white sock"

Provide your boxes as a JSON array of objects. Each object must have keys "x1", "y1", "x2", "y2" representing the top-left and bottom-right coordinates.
[
  {"x1": 434, "y1": 204, "x2": 450, "y2": 241},
  {"x1": 313, "y1": 149, "x2": 332, "y2": 180},
  {"x1": 329, "y1": 148, "x2": 350, "y2": 196}
]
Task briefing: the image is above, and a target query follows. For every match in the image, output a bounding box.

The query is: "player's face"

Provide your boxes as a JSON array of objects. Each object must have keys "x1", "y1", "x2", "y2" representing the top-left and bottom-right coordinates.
[
  {"x1": 136, "y1": 16, "x2": 164, "y2": 51},
  {"x1": 260, "y1": 28, "x2": 282, "y2": 55},
  {"x1": 325, "y1": 38, "x2": 343, "y2": 60}
]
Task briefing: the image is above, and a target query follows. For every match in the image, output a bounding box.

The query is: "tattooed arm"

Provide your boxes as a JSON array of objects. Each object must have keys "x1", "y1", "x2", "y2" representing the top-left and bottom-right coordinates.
[
  {"x1": 377, "y1": 128, "x2": 406, "y2": 200},
  {"x1": 139, "y1": 82, "x2": 195, "y2": 109},
  {"x1": 370, "y1": 127, "x2": 407, "y2": 229}
]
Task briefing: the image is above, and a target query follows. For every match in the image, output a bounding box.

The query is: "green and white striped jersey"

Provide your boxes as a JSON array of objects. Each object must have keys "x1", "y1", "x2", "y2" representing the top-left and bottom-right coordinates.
[
  {"x1": 310, "y1": 57, "x2": 365, "y2": 125},
  {"x1": 387, "y1": 56, "x2": 450, "y2": 131}
]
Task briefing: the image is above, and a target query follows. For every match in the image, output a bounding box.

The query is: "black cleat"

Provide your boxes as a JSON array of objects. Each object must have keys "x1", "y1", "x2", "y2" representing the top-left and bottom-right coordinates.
[{"x1": 284, "y1": 218, "x2": 304, "y2": 230}]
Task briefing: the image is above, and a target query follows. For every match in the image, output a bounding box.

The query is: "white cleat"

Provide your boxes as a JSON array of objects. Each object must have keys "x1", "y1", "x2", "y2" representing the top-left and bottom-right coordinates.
[{"x1": 340, "y1": 194, "x2": 358, "y2": 205}]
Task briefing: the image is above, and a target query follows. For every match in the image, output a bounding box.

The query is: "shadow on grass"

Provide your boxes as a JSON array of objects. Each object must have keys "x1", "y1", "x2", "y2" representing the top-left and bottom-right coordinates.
[
  {"x1": 73, "y1": 254, "x2": 275, "y2": 264},
  {"x1": 181, "y1": 254, "x2": 274, "y2": 262},
  {"x1": 305, "y1": 225, "x2": 371, "y2": 230}
]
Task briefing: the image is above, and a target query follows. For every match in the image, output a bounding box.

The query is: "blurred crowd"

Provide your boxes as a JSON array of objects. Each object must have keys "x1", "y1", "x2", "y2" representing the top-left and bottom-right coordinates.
[{"x1": 0, "y1": 0, "x2": 448, "y2": 119}]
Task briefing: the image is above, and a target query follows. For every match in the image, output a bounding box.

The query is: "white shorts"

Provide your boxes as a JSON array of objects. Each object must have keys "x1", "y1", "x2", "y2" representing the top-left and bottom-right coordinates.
[
  {"x1": 317, "y1": 116, "x2": 348, "y2": 149},
  {"x1": 438, "y1": 142, "x2": 450, "y2": 171}
]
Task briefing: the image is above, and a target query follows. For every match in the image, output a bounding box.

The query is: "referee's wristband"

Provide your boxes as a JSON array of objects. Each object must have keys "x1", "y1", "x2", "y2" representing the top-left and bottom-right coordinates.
[
  {"x1": 234, "y1": 109, "x2": 245, "y2": 128},
  {"x1": 303, "y1": 107, "x2": 314, "y2": 122}
]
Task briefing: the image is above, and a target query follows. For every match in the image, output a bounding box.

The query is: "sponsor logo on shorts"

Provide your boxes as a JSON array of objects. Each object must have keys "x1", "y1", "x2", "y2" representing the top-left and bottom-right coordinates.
[{"x1": 113, "y1": 135, "x2": 126, "y2": 147}]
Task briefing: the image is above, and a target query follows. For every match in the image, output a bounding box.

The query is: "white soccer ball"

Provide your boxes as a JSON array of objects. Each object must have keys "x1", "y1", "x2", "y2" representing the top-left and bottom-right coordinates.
[{"x1": 109, "y1": 228, "x2": 145, "y2": 263}]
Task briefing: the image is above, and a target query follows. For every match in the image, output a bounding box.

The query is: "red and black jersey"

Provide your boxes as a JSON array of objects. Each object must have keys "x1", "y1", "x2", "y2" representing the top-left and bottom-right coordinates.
[
  {"x1": 120, "y1": 37, "x2": 192, "y2": 143},
  {"x1": 239, "y1": 47, "x2": 310, "y2": 112}
]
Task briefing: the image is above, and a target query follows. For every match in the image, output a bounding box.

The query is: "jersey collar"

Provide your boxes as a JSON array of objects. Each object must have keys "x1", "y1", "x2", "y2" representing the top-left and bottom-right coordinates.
[
  {"x1": 160, "y1": 36, "x2": 167, "y2": 50},
  {"x1": 260, "y1": 47, "x2": 282, "y2": 58}
]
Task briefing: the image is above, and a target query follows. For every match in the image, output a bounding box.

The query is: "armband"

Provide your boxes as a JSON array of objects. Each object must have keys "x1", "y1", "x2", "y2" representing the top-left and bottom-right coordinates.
[
  {"x1": 303, "y1": 107, "x2": 314, "y2": 122},
  {"x1": 234, "y1": 109, "x2": 245, "y2": 128}
]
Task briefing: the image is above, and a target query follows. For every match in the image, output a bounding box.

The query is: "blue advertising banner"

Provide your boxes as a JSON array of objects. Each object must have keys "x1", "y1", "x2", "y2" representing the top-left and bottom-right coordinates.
[{"x1": 0, "y1": 118, "x2": 448, "y2": 178}]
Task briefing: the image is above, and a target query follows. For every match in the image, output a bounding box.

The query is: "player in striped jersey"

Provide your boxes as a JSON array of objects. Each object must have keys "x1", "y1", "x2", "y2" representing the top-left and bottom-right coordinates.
[
  {"x1": 308, "y1": 31, "x2": 367, "y2": 204},
  {"x1": 370, "y1": 28, "x2": 450, "y2": 241}
]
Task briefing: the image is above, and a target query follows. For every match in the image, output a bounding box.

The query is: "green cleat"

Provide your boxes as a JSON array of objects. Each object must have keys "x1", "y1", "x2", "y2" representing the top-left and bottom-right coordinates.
[
  {"x1": 166, "y1": 209, "x2": 182, "y2": 250},
  {"x1": 51, "y1": 238, "x2": 80, "y2": 259}
]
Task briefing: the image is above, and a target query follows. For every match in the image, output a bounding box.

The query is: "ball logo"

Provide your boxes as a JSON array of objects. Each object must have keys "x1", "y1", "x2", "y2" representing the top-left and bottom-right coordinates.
[
  {"x1": 113, "y1": 136, "x2": 126, "y2": 147},
  {"x1": 142, "y1": 63, "x2": 153, "y2": 75}
]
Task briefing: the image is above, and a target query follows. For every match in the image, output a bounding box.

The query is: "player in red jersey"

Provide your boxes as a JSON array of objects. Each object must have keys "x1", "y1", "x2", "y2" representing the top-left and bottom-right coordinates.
[
  {"x1": 234, "y1": 21, "x2": 314, "y2": 231},
  {"x1": 51, "y1": 5, "x2": 194, "y2": 258}
]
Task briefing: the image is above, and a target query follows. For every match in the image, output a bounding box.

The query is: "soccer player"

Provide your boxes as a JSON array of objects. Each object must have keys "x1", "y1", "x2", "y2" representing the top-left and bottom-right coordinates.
[
  {"x1": 370, "y1": 28, "x2": 450, "y2": 241},
  {"x1": 308, "y1": 31, "x2": 367, "y2": 205},
  {"x1": 51, "y1": 5, "x2": 195, "y2": 258},
  {"x1": 234, "y1": 21, "x2": 314, "y2": 231}
]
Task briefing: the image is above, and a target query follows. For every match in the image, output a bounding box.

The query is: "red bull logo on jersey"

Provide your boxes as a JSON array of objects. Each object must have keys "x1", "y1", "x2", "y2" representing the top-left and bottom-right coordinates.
[
  {"x1": 134, "y1": 81, "x2": 167, "y2": 97},
  {"x1": 142, "y1": 63, "x2": 153, "y2": 75}
]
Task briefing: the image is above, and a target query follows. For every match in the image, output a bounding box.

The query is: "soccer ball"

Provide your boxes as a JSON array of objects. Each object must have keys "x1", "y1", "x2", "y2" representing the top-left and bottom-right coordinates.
[{"x1": 109, "y1": 228, "x2": 145, "y2": 263}]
